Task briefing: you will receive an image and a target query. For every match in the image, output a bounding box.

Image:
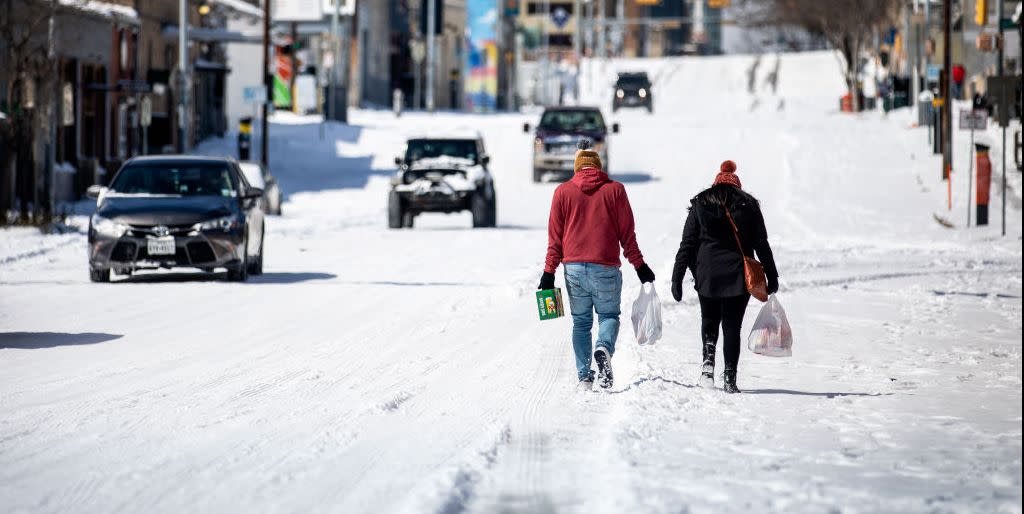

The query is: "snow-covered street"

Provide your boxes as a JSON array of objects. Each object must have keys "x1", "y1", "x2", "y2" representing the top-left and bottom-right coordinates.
[{"x1": 2, "y1": 52, "x2": 1021, "y2": 513}]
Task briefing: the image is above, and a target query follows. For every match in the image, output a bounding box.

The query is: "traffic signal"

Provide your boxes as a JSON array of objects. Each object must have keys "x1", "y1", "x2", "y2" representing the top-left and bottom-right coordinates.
[
  {"x1": 420, "y1": 0, "x2": 444, "y2": 35},
  {"x1": 975, "y1": 0, "x2": 987, "y2": 26}
]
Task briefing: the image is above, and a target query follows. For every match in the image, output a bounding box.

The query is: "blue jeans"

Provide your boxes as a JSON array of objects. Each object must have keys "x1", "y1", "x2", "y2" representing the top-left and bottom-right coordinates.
[{"x1": 564, "y1": 263, "x2": 622, "y2": 381}]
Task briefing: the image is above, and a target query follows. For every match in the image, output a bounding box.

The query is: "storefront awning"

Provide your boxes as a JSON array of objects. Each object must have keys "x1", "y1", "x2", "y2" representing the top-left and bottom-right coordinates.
[
  {"x1": 162, "y1": 25, "x2": 264, "y2": 44},
  {"x1": 58, "y1": 0, "x2": 138, "y2": 24}
]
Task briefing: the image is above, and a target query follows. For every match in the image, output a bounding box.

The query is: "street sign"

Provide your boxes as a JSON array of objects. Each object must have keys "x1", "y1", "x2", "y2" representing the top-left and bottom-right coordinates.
[
  {"x1": 274, "y1": 0, "x2": 322, "y2": 22},
  {"x1": 958, "y1": 109, "x2": 988, "y2": 130},
  {"x1": 551, "y1": 7, "x2": 570, "y2": 28},
  {"x1": 140, "y1": 96, "x2": 152, "y2": 128},
  {"x1": 61, "y1": 83, "x2": 74, "y2": 127},
  {"x1": 320, "y1": 0, "x2": 355, "y2": 16},
  {"x1": 243, "y1": 86, "x2": 268, "y2": 105},
  {"x1": 986, "y1": 75, "x2": 1017, "y2": 127},
  {"x1": 410, "y1": 40, "x2": 425, "y2": 63},
  {"x1": 503, "y1": 0, "x2": 519, "y2": 17}
]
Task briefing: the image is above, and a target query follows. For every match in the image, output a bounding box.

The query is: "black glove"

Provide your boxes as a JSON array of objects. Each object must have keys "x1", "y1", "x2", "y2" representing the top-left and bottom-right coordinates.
[
  {"x1": 767, "y1": 275, "x2": 779, "y2": 295},
  {"x1": 671, "y1": 280, "x2": 683, "y2": 302},
  {"x1": 636, "y1": 263, "x2": 655, "y2": 284},
  {"x1": 538, "y1": 271, "x2": 555, "y2": 290}
]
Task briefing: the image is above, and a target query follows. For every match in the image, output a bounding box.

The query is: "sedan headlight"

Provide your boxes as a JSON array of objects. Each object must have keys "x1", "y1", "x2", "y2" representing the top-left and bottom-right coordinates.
[
  {"x1": 91, "y1": 214, "x2": 128, "y2": 237},
  {"x1": 195, "y1": 215, "x2": 241, "y2": 232},
  {"x1": 638, "y1": 88, "x2": 647, "y2": 98},
  {"x1": 616, "y1": 89, "x2": 625, "y2": 99}
]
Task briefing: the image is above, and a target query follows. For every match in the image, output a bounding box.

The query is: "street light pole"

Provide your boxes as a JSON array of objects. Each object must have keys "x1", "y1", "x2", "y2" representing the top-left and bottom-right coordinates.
[
  {"x1": 941, "y1": 0, "x2": 951, "y2": 180},
  {"x1": 996, "y1": 0, "x2": 1006, "y2": 236},
  {"x1": 178, "y1": 0, "x2": 190, "y2": 153},
  {"x1": 260, "y1": 0, "x2": 270, "y2": 165},
  {"x1": 426, "y1": 0, "x2": 436, "y2": 112},
  {"x1": 329, "y1": 0, "x2": 340, "y2": 122}
]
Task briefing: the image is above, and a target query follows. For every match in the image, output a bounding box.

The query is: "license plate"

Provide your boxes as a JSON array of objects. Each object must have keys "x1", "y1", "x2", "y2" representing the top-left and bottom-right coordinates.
[{"x1": 147, "y1": 236, "x2": 175, "y2": 255}]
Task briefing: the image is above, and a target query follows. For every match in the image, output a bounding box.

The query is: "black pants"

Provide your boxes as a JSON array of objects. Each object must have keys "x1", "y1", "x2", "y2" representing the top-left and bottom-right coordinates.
[{"x1": 698, "y1": 294, "x2": 750, "y2": 371}]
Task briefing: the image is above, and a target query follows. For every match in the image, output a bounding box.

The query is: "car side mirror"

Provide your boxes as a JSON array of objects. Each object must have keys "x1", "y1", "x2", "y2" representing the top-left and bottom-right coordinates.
[
  {"x1": 244, "y1": 187, "x2": 264, "y2": 199},
  {"x1": 612, "y1": 123, "x2": 620, "y2": 134},
  {"x1": 480, "y1": 155, "x2": 490, "y2": 166},
  {"x1": 86, "y1": 185, "x2": 106, "y2": 199},
  {"x1": 522, "y1": 123, "x2": 530, "y2": 133},
  {"x1": 394, "y1": 156, "x2": 404, "y2": 166}
]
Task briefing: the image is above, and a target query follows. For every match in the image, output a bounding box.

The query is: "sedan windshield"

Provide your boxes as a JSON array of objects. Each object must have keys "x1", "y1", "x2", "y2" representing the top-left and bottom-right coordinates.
[
  {"x1": 538, "y1": 110, "x2": 606, "y2": 132},
  {"x1": 616, "y1": 75, "x2": 650, "y2": 88},
  {"x1": 110, "y1": 163, "x2": 239, "y2": 197},
  {"x1": 405, "y1": 139, "x2": 478, "y2": 163}
]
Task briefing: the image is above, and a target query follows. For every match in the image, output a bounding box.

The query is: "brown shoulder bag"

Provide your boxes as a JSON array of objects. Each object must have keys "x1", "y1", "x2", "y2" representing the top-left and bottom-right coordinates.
[{"x1": 725, "y1": 209, "x2": 769, "y2": 302}]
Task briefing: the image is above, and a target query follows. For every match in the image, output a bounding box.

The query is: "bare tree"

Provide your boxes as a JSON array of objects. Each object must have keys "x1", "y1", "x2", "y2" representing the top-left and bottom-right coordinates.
[
  {"x1": 0, "y1": 0, "x2": 83, "y2": 224},
  {"x1": 741, "y1": 0, "x2": 901, "y2": 111}
]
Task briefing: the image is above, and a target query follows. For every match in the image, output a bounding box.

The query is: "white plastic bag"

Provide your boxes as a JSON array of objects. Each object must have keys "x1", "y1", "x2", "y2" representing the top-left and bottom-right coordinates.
[
  {"x1": 748, "y1": 295, "x2": 793, "y2": 357},
  {"x1": 631, "y1": 283, "x2": 663, "y2": 345}
]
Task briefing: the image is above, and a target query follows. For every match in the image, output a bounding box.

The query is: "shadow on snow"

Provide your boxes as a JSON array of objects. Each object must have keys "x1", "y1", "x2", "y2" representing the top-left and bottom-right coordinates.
[
  {"x1": 195, "y1": 121, "x2": 393, "y2": 198},
  {"x1": 610, "y1": 171, "x2": 658, "y2": 184},
  {"x1": 0, "y1": 332, "x2": 123, "y2": 349},
  {"x1": 112, "y1": 271, "x2": 336, "y2": 284}
]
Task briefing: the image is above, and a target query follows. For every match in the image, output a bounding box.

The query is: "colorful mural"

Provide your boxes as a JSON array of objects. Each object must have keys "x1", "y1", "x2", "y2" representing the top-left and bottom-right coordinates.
[{"x1": 465, "y1": 0, "x2": 498, "y2": 112}]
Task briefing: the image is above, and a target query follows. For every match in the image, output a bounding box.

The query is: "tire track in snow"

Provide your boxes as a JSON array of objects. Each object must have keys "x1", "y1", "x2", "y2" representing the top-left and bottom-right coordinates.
[
  {"x1": 460, "y1": 338, "x2": 564, "y2": 514},
  {"x1": 0, "y1": 236, "x2": 81, "y2": 267}
]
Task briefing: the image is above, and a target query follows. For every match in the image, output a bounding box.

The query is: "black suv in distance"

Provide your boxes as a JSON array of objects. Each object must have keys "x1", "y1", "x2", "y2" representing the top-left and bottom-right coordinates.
[
  {"x1": 86, "y1": 156, "x2": 266, "y2": 282},
  {"x1": 613, "y1": 72, "x2": 652, "y2": 113}
]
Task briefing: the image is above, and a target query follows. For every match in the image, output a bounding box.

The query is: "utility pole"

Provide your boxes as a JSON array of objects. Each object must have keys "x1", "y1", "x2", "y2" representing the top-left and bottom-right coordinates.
[
  {"x1": 996, "y1": 0, "x2": 1006, "y2": 236},
  {"x1": 615, "y1": 0, "x2": 623, "y2": 56},
  {"x1": 541, "y1": 0, "x2": 549, "y2": 105},
  {"x1": 178, "y1": 0, "x2": 190, "y2": 153},
  {"x1": 260, "y1": 0, "x2": 270, "y2": 165},
  {"x1": 47, "y1": 0, "x2": 57, "y2": 217},
  {"x1": 908, "y1": 3, "x2": 919, "y2": 123},
  {"x1": 941, "y1": 0, "x2": 951, "y2": 180},
  {"x1": 329, "y1": 0, "x2": 340, "y2": 122},
  {"x1": 426, "y1": 0, "x2": 436, "y2": 112}
]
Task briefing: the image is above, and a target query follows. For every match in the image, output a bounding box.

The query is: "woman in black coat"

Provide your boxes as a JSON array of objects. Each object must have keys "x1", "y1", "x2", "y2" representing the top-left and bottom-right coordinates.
[{"x1": 670, "y1": 161, "x2": 779, "y2": 393}]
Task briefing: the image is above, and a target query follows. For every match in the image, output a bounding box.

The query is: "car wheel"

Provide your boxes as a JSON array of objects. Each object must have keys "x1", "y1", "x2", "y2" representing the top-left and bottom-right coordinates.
[
  {"x1": 227, "y1": 239, "x2": 249, "y2": 282},
  {"x1": 487, "y1": 192, "x2": 497, "y2": 227},
  {"x1": 533, "y1": 169, "x2": 542, "y2": 183},
  {"x1": 402, "y1": 211, "x2": 415, "y2": 228},
  {"x1": 471, "y1": 190, "x2": 489, "y2": 228},
  {"x1": 388, "y1": 191, "x2": 404, "y2": 229},
  {"x1": 248, "y1": 234, "x2": 264, "y2": 275},
  {"x1": 89, "y1": 266, "x2": 110, "y2": 283}
]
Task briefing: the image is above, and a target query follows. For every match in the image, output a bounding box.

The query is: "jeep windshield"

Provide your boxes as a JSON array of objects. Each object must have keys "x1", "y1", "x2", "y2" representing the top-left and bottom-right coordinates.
[
  {"x1": 405, "y1": 139, "x2": 478, "y2": 163},
  {"x1": 109, "y1": 163, "x2": 239, "y2": 197},
  {"x1": 538, "y1": 110, "x2": 606, "y2": 132}
]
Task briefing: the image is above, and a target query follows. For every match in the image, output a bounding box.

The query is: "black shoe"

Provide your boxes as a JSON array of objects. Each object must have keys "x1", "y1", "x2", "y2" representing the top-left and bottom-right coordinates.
[
  {"x1": 700, "y1": 339, "x2": 716, "y2": 388},
  {"x1": 594, "y1": 347, "x2": 613, "y2": 389},
  {"x1": 723, "y1": 368, "x2": 741, "y2": 394}
]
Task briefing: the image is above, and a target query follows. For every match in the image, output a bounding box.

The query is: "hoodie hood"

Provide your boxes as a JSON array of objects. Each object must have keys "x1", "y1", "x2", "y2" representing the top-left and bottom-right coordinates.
[{"x1": 571, "y1": 166, "x2": 609, "y2": 194}]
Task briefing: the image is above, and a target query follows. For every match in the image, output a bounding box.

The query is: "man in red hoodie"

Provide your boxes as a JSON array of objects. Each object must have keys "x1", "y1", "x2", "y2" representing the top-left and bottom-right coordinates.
[{"x1": 539, "y1": 140, "x2": 655, "y2": 391}]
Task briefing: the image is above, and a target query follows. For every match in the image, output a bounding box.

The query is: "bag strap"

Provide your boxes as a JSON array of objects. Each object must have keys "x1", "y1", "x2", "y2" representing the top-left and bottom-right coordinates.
[{"x1": 724, "y1": 208, "x2": 746, "y2": 256}]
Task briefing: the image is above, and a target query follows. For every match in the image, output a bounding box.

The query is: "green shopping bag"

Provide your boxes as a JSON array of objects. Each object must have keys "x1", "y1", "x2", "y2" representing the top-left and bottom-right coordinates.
[{"x1": 536, "y1": 288, "x2": 565, "y2": 320}]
